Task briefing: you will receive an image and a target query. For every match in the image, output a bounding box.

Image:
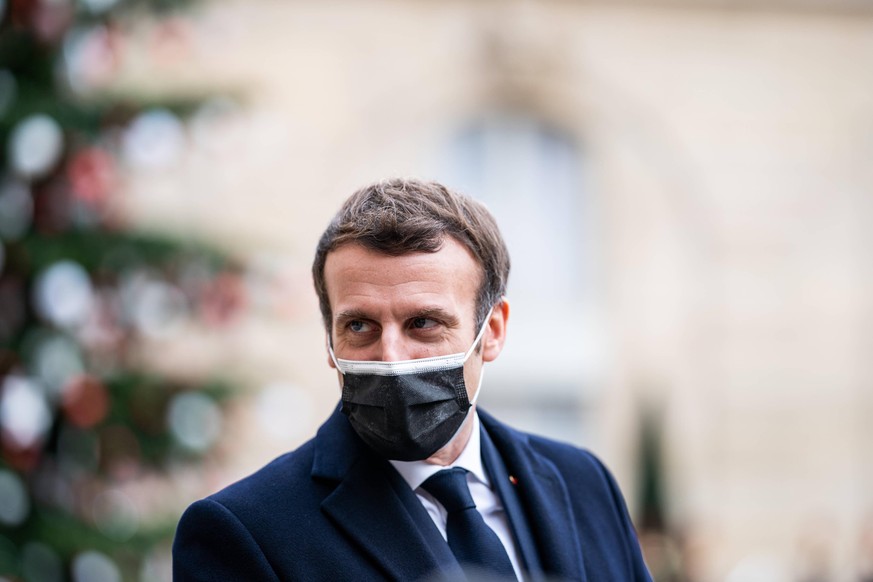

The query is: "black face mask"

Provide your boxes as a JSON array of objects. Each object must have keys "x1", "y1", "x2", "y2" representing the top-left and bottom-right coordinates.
[
  {"x1": 340, "y1": 366, "x2": 471, "y2": 461},
  {"x1": 330, "y1": 313, "x2": 490, "y2": 461}
]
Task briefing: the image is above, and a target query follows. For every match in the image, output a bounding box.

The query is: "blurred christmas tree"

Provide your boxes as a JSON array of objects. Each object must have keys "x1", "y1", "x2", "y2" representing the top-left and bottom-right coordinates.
[{"x1": 0, "y1": 1, "x2": 245, "y2": 580}]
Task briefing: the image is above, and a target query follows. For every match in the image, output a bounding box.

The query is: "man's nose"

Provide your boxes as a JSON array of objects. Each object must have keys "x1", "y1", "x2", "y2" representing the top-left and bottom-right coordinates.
[{"x1": 379, "y1": 327, "x2": 409, "y2": 362}]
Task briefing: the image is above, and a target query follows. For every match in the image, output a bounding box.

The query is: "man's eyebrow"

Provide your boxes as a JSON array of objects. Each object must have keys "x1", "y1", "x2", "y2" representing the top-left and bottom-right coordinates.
[
  {"x1": 334, "y1": 309, "x2": 371, "y2": 324},
  {"x1": 410, "y1": 307, "x2": 460, "y2": 326},
  {"x1": 334, "y1": 307, "x2": 461, "y2": 326}
]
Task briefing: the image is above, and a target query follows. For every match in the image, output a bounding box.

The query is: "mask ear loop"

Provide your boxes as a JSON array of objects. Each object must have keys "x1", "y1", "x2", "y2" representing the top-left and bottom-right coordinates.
[
  {"x1": 462, "y1": 306, "x2": 495, "y2": 363},
  {"x1": 469, "y1": 365, "x2": 485, "y2": 406},
  {"x1": 463, "y1": 305, "x2": 495, "y2": 407},
  {"x1": 326, "y1": 334, "x2": 342, "y2": 372}
]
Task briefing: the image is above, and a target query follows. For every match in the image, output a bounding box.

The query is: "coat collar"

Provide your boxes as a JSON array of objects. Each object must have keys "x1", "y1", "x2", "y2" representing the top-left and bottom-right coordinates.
[
  {"x1": 312, "y1": 406, "x2": 462, "y2": 581},
  {"x1": 479, "y1": 409, "x2": 588, "y2": 582},
  {"x1": 311, "y1": 404, "x2": 366, "y2": 480},
  {"x1": 311, "y1": 405, "x2": 586, "y2": 581}
]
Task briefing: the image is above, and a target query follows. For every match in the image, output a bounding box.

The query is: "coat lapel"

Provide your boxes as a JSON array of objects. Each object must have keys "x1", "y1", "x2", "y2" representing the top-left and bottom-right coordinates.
[
  {"x1": 312, "y1": 407, "x2": 461, "y2": 581},
  {"x1": 480, "y1": 410, "x2": 589, "y2": 582},
  {"x1": 480, "y1": 425, "x2": 544, "y2": 580}
]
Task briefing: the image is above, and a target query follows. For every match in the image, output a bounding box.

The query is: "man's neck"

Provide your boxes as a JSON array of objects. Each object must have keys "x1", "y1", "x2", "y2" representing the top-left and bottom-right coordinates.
[
  {"x1": 424, "y1": 406, "x2": 477, "y2": 466},
  {"x1": 389, "y1": 411, "x2": 486, "y2": 493}
]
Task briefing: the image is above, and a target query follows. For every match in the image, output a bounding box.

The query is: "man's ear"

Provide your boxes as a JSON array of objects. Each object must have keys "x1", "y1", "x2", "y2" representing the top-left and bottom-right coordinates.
[{"x1": 482, "y1": 298, "x2": 509, "y2": 363}]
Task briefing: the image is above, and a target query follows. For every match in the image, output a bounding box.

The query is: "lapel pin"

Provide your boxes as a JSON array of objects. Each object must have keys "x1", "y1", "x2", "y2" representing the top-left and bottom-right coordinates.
[{"x1": 509, "y1": 475, "x2": 518, "y2": 486}]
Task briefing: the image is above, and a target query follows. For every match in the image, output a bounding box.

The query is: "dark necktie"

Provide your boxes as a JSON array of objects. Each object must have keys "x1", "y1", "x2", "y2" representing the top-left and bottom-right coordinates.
[{"x1": 421, "y1": 468, "x2": 517, "y2": 580}]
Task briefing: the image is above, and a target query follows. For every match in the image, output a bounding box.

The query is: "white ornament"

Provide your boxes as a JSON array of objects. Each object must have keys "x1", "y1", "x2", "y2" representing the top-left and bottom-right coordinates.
[
  {"x1": 33, "y1": 261, "x2": 95, "y2": 328},
  {"x1": 8, "y1": 114, "x2": 64, "y2": 179}
]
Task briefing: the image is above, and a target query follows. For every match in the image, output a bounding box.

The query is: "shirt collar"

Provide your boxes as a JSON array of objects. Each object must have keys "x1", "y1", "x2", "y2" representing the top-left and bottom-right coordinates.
[{"x1": 389, "y1": 411, "x2": 490, "y2": 490}]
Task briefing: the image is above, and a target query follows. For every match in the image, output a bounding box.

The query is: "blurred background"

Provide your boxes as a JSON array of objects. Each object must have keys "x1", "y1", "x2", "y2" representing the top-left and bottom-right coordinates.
[{"x1": 1, "y1": 0, "x2": 872, "y2": 580}]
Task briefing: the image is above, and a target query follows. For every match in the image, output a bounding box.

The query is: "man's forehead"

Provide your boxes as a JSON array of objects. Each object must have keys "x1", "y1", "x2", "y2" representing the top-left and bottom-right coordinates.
[
  {"x1": 324, "y1": 240, "x2": 480, "y2": 279},
  {"x1": 323, "y1": 240, "x2": 481, "y2": 315}
]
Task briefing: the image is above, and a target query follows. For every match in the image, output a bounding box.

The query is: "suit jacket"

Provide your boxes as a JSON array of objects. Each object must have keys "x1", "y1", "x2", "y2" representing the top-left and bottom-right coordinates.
[{"x1": 173, "y1": 406, "x2": 652, "y2": 581}]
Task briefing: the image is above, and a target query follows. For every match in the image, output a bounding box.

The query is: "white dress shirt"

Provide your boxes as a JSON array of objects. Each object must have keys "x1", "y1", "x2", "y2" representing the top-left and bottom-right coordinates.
[{"x1": 390, "y1": 413, "x2": 524, "y2": 581}]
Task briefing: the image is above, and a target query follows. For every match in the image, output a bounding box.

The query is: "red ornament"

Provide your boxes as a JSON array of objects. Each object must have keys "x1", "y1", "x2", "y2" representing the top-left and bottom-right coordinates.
[
  {"x1": 62, "y1": 375, "x2": 110, "y2": 429},
  {"x1": 199, "y1": 272, "x2": 246, "y2": 326},
  {"x1": 68, "y1": 148, "x2": 116, "y2": 206},
  {"x1": 0, "y1": 441, "x2": 41, "y2": 472},
  {"x1": 10, "y1": 0, "x2": 75, "y2": 44}
]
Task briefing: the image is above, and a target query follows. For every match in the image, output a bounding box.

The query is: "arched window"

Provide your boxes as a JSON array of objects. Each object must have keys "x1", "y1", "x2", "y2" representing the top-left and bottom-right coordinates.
[
  {"x1": 437, "y1": 113, "x2": 605, "y2": 445},
  {"x1": 448, "y1": 116, "x2": 584, "y2": 301}
]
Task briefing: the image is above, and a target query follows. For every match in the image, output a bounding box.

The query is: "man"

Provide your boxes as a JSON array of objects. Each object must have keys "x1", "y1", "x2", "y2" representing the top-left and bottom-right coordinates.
[{"x1": 173, "y1": 179, "x2": 651, "y2": 581}]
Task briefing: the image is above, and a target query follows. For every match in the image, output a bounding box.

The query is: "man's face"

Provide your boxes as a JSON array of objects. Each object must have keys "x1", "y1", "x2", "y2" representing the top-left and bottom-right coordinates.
[{"x1": 323, "y1": 238, "x2": 498, "y2": 404}]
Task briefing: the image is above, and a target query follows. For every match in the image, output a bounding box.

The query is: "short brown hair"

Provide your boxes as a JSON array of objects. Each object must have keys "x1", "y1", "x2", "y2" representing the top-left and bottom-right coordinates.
[{"x1": 312, "y1": 178, "x2": 510, "y2": 333}]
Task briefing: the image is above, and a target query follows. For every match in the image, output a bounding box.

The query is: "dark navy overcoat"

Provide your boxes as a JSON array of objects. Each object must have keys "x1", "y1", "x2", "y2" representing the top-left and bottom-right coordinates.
[{"x1": 173, "y1": 406, "x2": 651, "y2": 581}]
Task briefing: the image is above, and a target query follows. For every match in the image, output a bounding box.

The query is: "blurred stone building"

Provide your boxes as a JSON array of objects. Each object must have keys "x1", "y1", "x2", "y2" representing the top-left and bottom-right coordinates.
[{"x1": 111, "y1": 0, "x2": 873, "y2": 579}]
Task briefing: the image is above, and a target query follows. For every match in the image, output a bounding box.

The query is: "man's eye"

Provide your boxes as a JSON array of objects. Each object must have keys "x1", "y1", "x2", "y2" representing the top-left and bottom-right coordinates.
[
  {"x1": 348, "y1": 320, "x2": 371, "y2": 333},
  {"x1": 411, "y1": 317, "x2": 437, "y2": 329}
]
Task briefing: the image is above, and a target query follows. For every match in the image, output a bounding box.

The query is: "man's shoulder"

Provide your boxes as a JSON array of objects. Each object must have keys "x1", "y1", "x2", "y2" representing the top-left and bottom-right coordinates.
[
  {"x1": 526, "y1": 431, "x2": 612, "y2": 478},
  {"x1": 479, "y1": 409, "x2": 612, "y2": 481},
  {"x1": 519, "y1": 424, "x2": 598, "y2": 461}
]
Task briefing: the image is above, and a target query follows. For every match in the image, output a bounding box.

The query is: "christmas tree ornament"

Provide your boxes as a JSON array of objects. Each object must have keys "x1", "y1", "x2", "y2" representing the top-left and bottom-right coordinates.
[
  {"x1": 8, "y1": 114, "x2": 65, "y2": 180},
  {"x1": 129, "y1": 278, "x2": 188, "y2": 338},
  {"x1": 0, "y1": 376, "x2": 52, "y2": 451},
  {"x1": 71, "y1": 550, "x2": 121, "y2": 582},
  {"x1": 63, "y1": 25, "x2": 122, "y2": 93},
  {"x1": 122, "y1": 109, "x2": 186, "y2": 171},
  {"x1": 29, "y1": 0, "x2": 75, "y2": 43},
  {"x1": 29, "y1": 333, "x2": 85, "y2": 397},
  {"x1": 167, "y1": 392, "x2": 222, "y2": 453},
  {"x1": 62, "y1": 375, "x2": 109, "y2": 429},
  {"x1": 78, "y1": 290, "x2": 125, "y2": 355},
  {"x1": 0, "y1": 178, "x2": 33, "y2": 240},
  {"x1": 0, "y1": 469, "x2": 30, "y2": 527},
  {"x1": 67, "y1": 147, "x2": 116, "y2": 206},
  {"x1": 33, "y1": 260, "x2": 95, "y2": 329}
]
